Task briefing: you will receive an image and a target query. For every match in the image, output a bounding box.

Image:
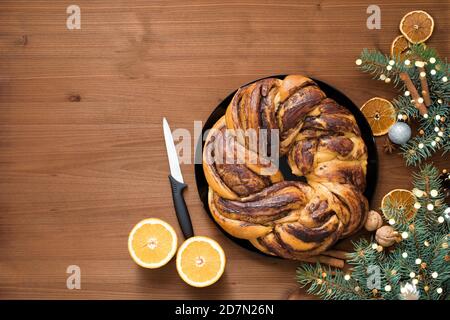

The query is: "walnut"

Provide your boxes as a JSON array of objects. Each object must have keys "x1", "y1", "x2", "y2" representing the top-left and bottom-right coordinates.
[
  {"x1": 364, "y1": 210, "x2": 384, "y2": 232},
  {"x1": 375, "y1": 226, "x2": 400, "y2": 247}
]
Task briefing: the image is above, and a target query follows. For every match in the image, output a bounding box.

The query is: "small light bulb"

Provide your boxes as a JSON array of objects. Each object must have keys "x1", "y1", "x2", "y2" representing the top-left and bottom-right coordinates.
[
  {"x1": 385, "y1": 78, "x2": 391, "y2": 83},
  {"x1": 437, "y1": 288, "x2": 443, "y2": 294},
  {"x1": 434, "y1": 127, "x2": 440, "y2": 132},
  {"x1": 435, "y1": 137, "x2": 441, "y2": 142},
  {"x1": 418, "y1": 97, "x2": 424, "y2": 104},
  {"x1": 402, "y1": 232, "x2": 409, "y2": 239},
  {"x1": 442, "y1": 76, "x2": 448, "y2": 82},
  {"x1": 372, "y1": 243, "x2": 378, "y2": 250},
  {"x1": 413, "y1": 189, "x2": 424, "y2": 197},
  {"x1": 435, "y1": 115, "x2": 441, "y2": 121},
  {"x1": 397, "y1": 114, "x2": 403, "y2": 120},
  {"x1": 380, "y1": 74, "x2": 386, "y2": 80},
  {"x1": 424, "y1": 241, "x2": 430, "y2": 247},
  {"x1": 432, "y1": 272, "x2": 438, "y2": 279},
  {"x1": 414, "y1": 202, "x2": 421, "y2": 209},
  {"x1": 409, "y1": 272, "x2": 416, "y2": 278},
  {"x1": 438, "y1": 131, "x2": 443, "y2": 137},
  {"x1": 355, "y1": 59, "x2": 362, "y2": 66},
  {"x1": 430, "y1": 69, "x2": 437, "y2": 75},
  {"x1": 404, "y1": 59, "x2": 411, "y2": 66},
  {"x1": 402, "y1": 252, "x2": 408, "y2": 258},
  {"x1": 384, "y1": 285, "x2": 392, "y2": 292},
  {"x1": 430, "y1": 189, "x2": 438, "y2": 197},
  {"x1": 344, "y1": 274, "x2": 351, "y2": 281},
  {"x1": 386, "y1": 65, "x2": 392, "y2": 71},
  {"x1": 389, "y1": 60, "x2": 395, "y2": 66},
  {"x1": 438, "y1": 216, "x2": 445, "y2": 223},
  {"x1": 427, "y1": 203, "x2": 434, "y2": 211},
  {"x1": 415, "y1": 258, "x2": 422, "y2": 264},
  {"x1": 429, "y1": 57, "x2": 436, "y2": 64},
  {"x1": 415, "y1": 61, "x2": 425, "y2": 68},
  {"x1": 418, "y1": 143, "x2": 424, "y2": 149},
  {"x1": 404, "y1": 91, "x2": 410, "y2": 96},
  {"x1": 420, "y1": 71, "x2": 426, "y2": 77},
  {"x1": 431, "y1": 141, "x2": 437, "y2": 147},
  {"x1": 389, "y1": 219, "x2": 395, "y2": 225},
  {"x1": 437, "y1": 99, "x2": 442, "y2": 104},
  {"x1": 412, "y1": 279, "x2": 419, "y2": 285},
  {"x1": 423, "y1": 113, "x2": 429, "y2": 119}
]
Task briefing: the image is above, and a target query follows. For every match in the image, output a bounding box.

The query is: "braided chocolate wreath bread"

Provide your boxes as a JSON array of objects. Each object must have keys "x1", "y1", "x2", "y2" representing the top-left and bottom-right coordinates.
[{"x1": 203, "y1": 75, "x2": 368, "y2": 260}]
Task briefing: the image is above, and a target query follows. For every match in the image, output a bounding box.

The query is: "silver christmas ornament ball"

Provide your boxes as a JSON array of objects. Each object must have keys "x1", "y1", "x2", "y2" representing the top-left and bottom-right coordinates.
[{"x1": 388, "y1": 122, "x2": 411, "y2": 145}]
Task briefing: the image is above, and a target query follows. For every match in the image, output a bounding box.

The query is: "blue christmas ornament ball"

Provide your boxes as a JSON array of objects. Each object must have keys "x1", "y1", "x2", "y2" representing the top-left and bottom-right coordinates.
[{"x1": 388, "y1": 122, "x2": 411, "y2": 145}]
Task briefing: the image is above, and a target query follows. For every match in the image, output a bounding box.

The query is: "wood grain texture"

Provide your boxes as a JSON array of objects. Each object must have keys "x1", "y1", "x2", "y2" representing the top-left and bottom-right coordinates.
[{"x1": 0, "y1": 0, "x2": 448, "y2": 299}]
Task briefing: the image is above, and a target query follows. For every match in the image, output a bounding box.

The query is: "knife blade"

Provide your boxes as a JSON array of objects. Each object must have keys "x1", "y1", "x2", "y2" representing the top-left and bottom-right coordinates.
[{"x1": 162, "y1": 117, "x2": 194, "y2": 239}]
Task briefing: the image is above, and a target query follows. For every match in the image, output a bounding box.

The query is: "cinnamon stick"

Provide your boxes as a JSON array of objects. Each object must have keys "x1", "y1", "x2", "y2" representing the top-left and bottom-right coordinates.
[
  {"x1": 297, "y1": 255, "x2": 345, "y2": 269},
  {"x1": 418, "y1": 67, "x2": 431, "y2": 106},
  {"x1": 399, "y1": 72, "x2": 428, "y2": 115},
  {"x1": 322, "y1": 249, "x2": 350, "y2": 260}
]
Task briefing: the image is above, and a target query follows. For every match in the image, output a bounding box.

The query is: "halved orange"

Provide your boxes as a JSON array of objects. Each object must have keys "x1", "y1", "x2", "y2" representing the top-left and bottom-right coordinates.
[
  {"x1": 176, "y1": 236, "x2": 226, "y2": 287},
  {"x1": 360, "y1": 97, "x2": 396, "y2": 136},
  {"x1": 390, "y1": 35, "x2": 410, "y2": 59},
  {"x1": 381, "y1": 189, "x2": 417, "y2": 221},
  {"x1": 128, "y1": 218, "x2": 178, "y2": 269},
  {"x1": 400, "y1": 10, "x2": 434, "y2": 44}
]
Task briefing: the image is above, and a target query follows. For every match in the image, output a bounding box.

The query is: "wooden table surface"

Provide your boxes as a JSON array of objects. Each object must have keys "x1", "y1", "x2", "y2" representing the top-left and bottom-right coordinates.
[{"x1": 0, "y1": 0, "x2": 448, "y2": 300}]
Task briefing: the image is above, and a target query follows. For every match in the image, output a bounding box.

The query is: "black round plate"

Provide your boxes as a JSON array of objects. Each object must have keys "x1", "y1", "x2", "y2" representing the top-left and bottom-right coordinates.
[{"x1": 194, "y1": 75, "x2": 378, "y2": 255}]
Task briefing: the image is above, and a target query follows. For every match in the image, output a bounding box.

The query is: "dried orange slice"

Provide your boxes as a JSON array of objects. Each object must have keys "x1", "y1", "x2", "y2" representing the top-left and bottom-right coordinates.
[
  {"x1": 176, "y1": 236, "x2": 226, "y2": 287},
  {"x1": 390, "y1": 35, "x2": 410, "y2": 59},
  {"x1": 360, "y1": 97, "x2": 396, "y2": 136},
  {"x1": 381, "y1": 189, "x2": 417, "y2": 221},
  {"x1": 400, "y1": 10, "x2": 434, "y2": 44},
  {"x1": 128, "y1": 218, "x2": 178, "y2": 269}
]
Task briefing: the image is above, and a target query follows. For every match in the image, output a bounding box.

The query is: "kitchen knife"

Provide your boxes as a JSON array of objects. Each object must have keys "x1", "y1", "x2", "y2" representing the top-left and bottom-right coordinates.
[{"x1": 162, "y1": 117, "x2": 194, "y2": 239}]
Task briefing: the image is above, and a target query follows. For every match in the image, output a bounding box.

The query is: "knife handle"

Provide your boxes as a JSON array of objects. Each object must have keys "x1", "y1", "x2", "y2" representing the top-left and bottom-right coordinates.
[{"x1": 168, "y1": 175, "x2": 194, "y2": 239}]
